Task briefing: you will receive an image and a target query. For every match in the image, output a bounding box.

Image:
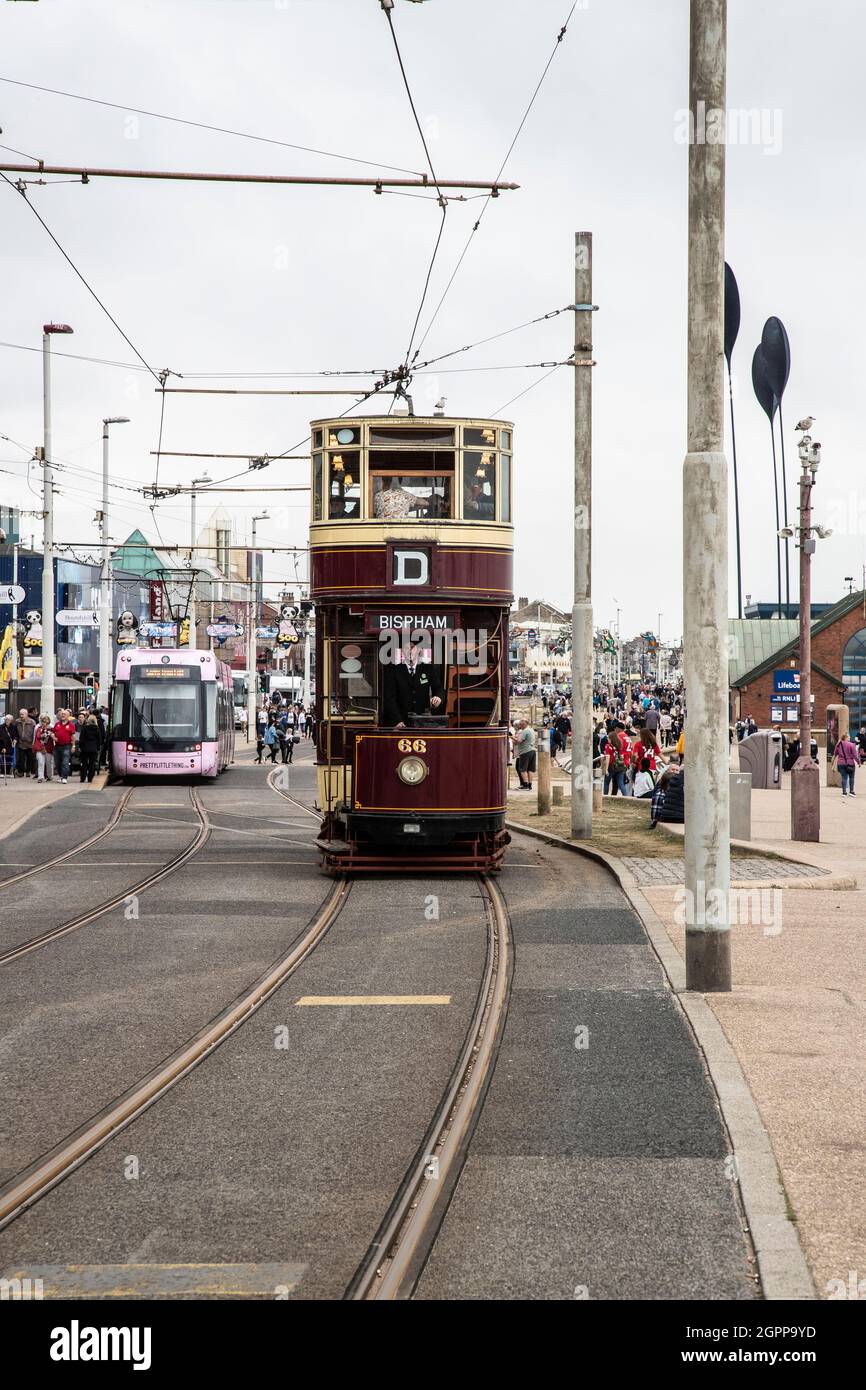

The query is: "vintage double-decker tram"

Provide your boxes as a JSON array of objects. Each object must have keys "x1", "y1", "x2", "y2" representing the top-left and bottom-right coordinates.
[{"x1": 310, "y1": 414, "x2": 514, "y2": 872}]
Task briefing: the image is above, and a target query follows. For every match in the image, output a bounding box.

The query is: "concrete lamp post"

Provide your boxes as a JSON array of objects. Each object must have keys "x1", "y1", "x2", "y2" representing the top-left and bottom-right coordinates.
[
  {"x1": 789, "y1": 429, "x2": 828, "y2": 842},
  {"x1": 99, "y1": 417, "x2": 130, "y2": 705}
]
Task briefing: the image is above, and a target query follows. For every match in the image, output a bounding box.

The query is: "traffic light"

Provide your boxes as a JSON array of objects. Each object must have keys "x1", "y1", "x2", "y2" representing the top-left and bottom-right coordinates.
[{"x1": 85, "y1": 678, "x2": 95, "y2": 704}]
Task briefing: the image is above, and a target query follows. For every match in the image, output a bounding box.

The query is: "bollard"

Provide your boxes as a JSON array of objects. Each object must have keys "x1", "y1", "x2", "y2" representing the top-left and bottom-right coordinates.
[
  {"x1": 729, "y1": 771, "x2": 751, "y2": 842},
  {"x1": 552, "y1": 784, "x2": 564, "y2": 806},
  {"x1": 537, "y1": 732, "x2": 551, "y2": 815}
]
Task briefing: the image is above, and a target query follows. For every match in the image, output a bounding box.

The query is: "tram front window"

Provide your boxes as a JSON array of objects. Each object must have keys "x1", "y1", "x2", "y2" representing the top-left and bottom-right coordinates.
[
  {"x1": 371, "y1": 474, "x2": 451, "y2": 519},
  {"x1": 129, "y1": 681, "x2": 201, "y2": 741}
]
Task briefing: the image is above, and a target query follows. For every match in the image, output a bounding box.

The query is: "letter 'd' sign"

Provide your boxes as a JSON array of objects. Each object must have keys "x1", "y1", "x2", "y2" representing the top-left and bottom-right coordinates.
[{"x1": 392, "y1": 549, "x2": 430, "y2": 586}]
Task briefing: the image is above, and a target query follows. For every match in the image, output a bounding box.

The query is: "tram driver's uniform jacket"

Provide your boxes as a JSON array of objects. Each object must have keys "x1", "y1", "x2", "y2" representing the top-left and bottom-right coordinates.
[{"x1": 383, "y1": 661, "x2": 445, "y2": 725}]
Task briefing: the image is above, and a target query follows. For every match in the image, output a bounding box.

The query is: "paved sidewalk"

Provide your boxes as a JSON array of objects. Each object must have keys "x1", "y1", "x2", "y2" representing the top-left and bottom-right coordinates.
[
  {"x1": 0, "y1": 771, "x2": 108, "y2": 841},
  {"x1": 647, "y1": 766, "x2": 866, "y2": 1300},
  {"x1": 619, "y1": 854, "x2": 828, "y2": 886}
]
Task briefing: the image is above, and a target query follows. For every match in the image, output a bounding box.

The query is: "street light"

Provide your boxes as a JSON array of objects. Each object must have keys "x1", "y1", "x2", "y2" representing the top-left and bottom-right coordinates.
[
  {"x1": 41, "y1": 323, "x2": 73, "y2": 718},
  {"x1": 246, "y1": 511, "x2": 269, "y2": 741},
  {"x1": 791, "y1": 428, "x2": 826, "y2": 842},
  {"x1": 99, "y1": 416, "x2": 130, "y2": 705},
  {"x1": 187, "y1": 474, "x2": 211, "y2": 647}
]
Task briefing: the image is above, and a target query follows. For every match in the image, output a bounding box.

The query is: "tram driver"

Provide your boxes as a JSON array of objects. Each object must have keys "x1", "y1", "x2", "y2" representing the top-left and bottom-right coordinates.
[{"x1": 382, "y1": 644, "x2": 445, "y2": 729}]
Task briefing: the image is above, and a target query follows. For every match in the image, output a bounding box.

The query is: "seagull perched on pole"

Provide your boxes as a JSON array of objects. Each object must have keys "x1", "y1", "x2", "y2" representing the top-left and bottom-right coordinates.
[{"x1": 795, "y1": 415, "x2": 816, "y2": 432}]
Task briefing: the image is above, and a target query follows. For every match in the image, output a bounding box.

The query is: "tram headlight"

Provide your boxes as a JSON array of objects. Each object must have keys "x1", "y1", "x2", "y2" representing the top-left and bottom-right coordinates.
[{"x1": 397, "y1": 755, "x2": 428, "y2": 786}]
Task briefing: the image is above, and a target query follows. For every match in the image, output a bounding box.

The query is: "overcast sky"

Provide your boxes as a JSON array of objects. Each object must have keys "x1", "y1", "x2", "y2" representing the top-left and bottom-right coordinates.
[{"x1": 1, "y1": 0, "x2": 863, "y2": 641}]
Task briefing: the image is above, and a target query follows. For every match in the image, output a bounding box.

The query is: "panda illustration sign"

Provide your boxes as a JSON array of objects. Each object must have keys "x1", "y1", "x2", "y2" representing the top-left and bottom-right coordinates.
[
  {"x1": 277, "y1": 604, "x2": 299, "y2": 648},
  {"x1": 116, "y1": 610, "x2": 140, "y2": 646},
  {"x1": 22, "y1": 609, "x2": 43, "y2": 654}
]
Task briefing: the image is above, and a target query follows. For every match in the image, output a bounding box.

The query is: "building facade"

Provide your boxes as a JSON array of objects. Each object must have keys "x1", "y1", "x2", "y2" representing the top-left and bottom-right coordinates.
[{"x1": 729, "y1": 593, "x2": 866, "y2": 733}]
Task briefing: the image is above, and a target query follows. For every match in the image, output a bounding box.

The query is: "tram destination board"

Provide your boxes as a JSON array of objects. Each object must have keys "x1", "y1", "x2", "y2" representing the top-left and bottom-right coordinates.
[
  {"x1": 363, "y1": 610, "x2": 460, "y2": 633},
  {"x1": 136, "y1": 666, "x2": 198, "y2": 680}
]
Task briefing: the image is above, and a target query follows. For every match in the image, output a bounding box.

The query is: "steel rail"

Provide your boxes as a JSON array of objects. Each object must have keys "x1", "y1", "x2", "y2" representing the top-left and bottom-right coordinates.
[
  {"x1": 0, "y1": 875, "x2": 351, "y2": 1230},
  {"x1": 267, "y1": 765, "x2": 322, "y2": 822},
  {"x1": 0, "y1": 787, "x2": 210, "y2": 966},
  {"x1": 347, "y1": 873, "x2": 512, "y2": 1300},
  {"x1": 0, "y1": 786, "x2": 134, "y2": 890}
]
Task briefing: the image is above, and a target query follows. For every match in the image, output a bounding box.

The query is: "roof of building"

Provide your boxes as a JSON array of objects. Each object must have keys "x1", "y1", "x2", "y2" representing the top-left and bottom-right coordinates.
[
  {"x1": 731, "y1": 591, "x2": 866, "y2": 688},
  {"x1": 728, "y1": 619, "x2": 798, "y2": 685},
  {"x1": 511, "y1": 598, "x2": 569, "y2": 625}
]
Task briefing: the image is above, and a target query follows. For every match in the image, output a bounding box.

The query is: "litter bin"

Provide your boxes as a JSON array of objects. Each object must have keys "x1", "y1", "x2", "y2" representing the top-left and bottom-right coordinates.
[{"x1": 738, "y1": 730, "x2": 783, "y2": 789}]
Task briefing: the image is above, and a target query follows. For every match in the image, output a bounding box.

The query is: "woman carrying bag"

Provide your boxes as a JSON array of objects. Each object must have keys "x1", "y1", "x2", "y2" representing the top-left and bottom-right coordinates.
[
  {"x1": 263, "y1": 720, "x2": 280, "y2": 764},
  {"x1": 833, "y1": 733, "x2": 861, "y2": 798},
  {"x1": 34, "y1": 714, "x2": 57, "y2": 782}
]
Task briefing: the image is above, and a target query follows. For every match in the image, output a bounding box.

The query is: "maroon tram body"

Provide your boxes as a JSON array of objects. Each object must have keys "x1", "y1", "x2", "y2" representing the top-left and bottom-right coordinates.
[{"x1": 310, "y1": 415, "x2": 514, "y2": 873}]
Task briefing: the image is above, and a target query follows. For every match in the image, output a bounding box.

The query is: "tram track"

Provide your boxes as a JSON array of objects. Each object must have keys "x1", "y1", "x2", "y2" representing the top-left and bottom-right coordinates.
[
  {"x1": 0, "y1": 786, "x2": 135, "y2": 890},
  {"x1": 267, "y1": 765, "x2": 322, "y2": 821},
  {"x1": 1, "y1": 758, "x2": 510, "y2": 1292},
  {"x1": 0, "y1": 875, "x2": 351, "y2": 1233},
  {"x1": 0, "y1": 786, "x2": 211, "y2": 967},
  {"x1": 268, "y1": 764, "x2": 515, "y2": 1298},
  {"x1": 347, "y1": 873, "x2": 513, "y2": 1300}
]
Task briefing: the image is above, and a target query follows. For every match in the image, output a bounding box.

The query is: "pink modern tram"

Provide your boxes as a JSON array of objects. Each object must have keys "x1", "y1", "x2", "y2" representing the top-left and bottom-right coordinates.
[{"x1": 110, "y1": 648, "x2": 235, "y2": 779}]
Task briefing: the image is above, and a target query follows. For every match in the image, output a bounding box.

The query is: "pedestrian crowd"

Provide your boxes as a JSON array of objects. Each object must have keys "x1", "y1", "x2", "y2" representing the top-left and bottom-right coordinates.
[
  {"x1": 0, "y1": 704, "x2": 109, "y2": 785},
  {"x1": 254, "y1": 697, "x2": 316, "y2": 765},
  {"x1": 593, "y1": 680, "x2": 687, "y2": 826}
]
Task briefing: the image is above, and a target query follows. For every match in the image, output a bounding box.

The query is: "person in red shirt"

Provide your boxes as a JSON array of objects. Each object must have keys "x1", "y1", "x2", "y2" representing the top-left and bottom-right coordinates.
[
  {"x1": 631, "y1": 728, "x2": 662, "y2": 774},
  {"x1": 604, "y1": 727, "x2": 630, "y2": 796},
  {"x1": 52, "y1": 708, "x2": 76, "y2": 784}
]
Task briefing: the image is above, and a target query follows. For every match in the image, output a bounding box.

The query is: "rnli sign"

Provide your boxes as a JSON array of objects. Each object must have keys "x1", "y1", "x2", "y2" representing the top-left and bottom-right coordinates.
[
  {"x1": 364, "y1": 611, "x2": 459, "y2": 634},
  {"x1": 773, "y1": 669, "x2": 800, "y2": 693}
]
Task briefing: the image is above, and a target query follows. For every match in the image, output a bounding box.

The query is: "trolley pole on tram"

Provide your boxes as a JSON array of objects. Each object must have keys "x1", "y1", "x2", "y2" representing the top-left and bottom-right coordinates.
[
  {"x1": 571, "y1": 231, "x2": 595, "y2": 838},
  {"x1": 683, "y1": 0, "x2": 731, "y2": 991}
]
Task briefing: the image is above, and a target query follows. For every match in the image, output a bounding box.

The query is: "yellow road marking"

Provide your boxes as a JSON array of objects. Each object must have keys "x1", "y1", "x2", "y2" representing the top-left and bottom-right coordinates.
[{"x1": 295, "y1": 994, "x2": 451, "y2": 1006}]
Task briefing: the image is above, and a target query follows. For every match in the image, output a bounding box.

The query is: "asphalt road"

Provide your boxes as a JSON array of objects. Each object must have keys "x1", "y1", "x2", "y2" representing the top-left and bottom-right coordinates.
[{"x1": 0, "y1": 743, "x2": 756, "y2": 1300}]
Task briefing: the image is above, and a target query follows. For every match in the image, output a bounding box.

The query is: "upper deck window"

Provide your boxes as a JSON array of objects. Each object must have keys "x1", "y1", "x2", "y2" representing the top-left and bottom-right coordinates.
[
  {"x1": 463, "y1": 451, "x2": 496, "y2": 521},
  {"x1": 327, "y1": 450, "x2": 361, "y2": 519},
  {"x1": 371, "y1": 474, "x2": 451, "y2": 519},
  {"x1": 313, "y1": 453, "x2": 323, "y2": 521},
  {"x1": 464, "y1": 426, "x2": 498, "y2": 450},
  {"x1": 369, "y1": 425, "x2": 455, "y2": 447},
  {"x1": 327, "y1": 426, "x2": 361, "y2": 448}
]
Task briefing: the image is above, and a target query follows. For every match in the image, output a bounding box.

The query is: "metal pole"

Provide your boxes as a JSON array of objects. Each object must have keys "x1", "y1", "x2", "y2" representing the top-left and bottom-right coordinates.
[
  {"x1": 9, "y1": 540, "x2": 19, "y2": 712},
  {"x1": 40, "y1": 333, "x2": 55, "y2": 717},
  {"x1": 188, "y1": 486, "x2": 197, "y2": 647},
  {"x1": 770, "y1": 421, "x2": 782, "y2": 613},
  {"x1": 100, "y1": 422, "x2": 111, "y2": 700},
  {"x1": 727, "y1": 365, "x2": 743, "y2": 618},
  {"x1": 0, "y1": 161, "x2": 520, "y2": 193},
  {"x1": 571, "y1": 231, "x2": 594, "y2": 836},
  {"x1": 246, "y1": 515, "x2": 261, "y2": 743},
  {"x1": 683, "y1": 0, "x2": 731, "y2": 992},
  {"x1": 778, "y1": 400, "x2": 791, "y2": 610},
  {"x1": 791, "y1": 440, "x2": 820, "y2": 840}
]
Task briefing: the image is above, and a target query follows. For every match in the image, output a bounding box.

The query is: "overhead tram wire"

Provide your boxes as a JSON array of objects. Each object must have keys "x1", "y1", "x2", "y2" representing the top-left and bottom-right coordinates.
[
  {"x1": 0, "y1": 172, "x2": 168, "y2": 388},
  {"x1": 0, "y1": 74, "x2": 426, "y2": 177},
  {"x1": 380, "y1": 0, "x2": 449, "y2": 384},
  {"x1": 492, "y1": 362, "x2": 567, "y2": 416},
  {"x1": 411, "y1": 3, "x2": 577, "y2": 365},
  {"x1": 1, "y1": 302, "x2": 571, "y2": 382}
]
